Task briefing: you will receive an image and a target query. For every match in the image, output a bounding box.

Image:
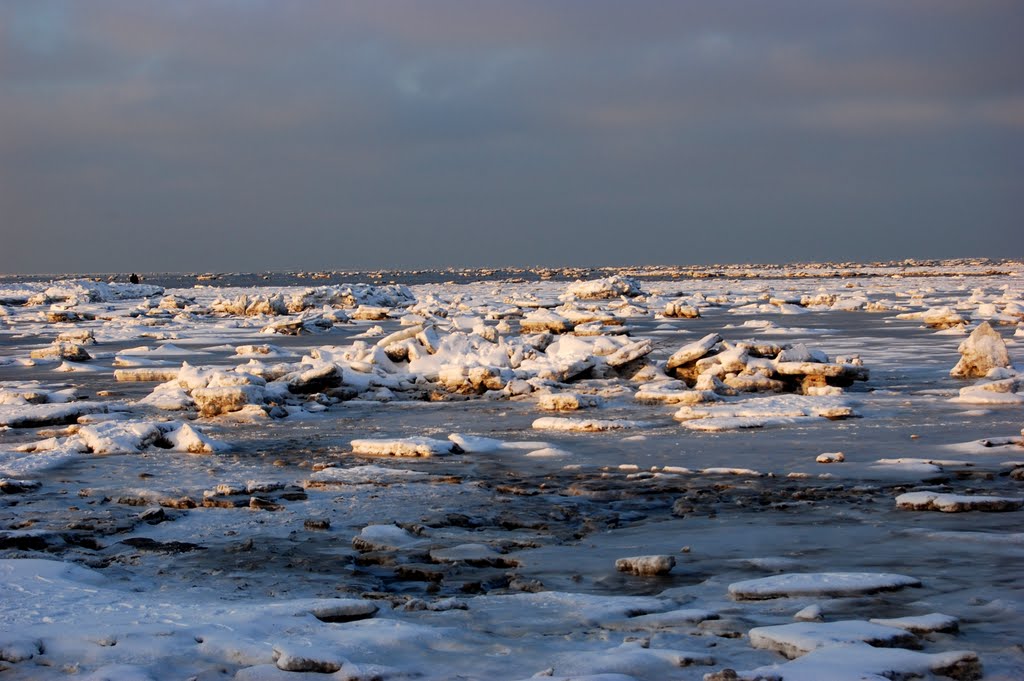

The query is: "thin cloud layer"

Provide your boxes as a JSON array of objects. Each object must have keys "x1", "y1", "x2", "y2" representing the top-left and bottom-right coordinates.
[{"x1": 1, "y1": 1, "x2": 1021, "y2": 273}]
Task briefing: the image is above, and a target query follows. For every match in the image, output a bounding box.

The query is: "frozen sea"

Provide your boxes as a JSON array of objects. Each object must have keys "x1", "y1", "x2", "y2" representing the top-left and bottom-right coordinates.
[{"x1": 0, "y1": 260, "x2": 1022, "y2": 680}]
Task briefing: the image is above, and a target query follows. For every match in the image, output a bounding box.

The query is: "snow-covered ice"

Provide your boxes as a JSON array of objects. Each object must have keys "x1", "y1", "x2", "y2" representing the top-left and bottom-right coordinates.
[
  {"x1": 0, "y1": 261, "x2": 1022, "y2": 680},
  {"x1": 728, "y1": 572, "x2": 922, "y2": 600}
]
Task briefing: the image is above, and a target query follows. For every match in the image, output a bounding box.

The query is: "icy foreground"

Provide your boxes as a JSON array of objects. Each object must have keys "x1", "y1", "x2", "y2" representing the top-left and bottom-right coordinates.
[{"x1": 1, "y1": 261, "x2": 1023, "y2": 680}]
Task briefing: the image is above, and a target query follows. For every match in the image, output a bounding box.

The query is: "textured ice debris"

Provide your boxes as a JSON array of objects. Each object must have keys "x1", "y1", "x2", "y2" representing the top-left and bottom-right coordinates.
[
  {"x1": 615, "y1": 554, "x2": 676, "y2": 576},
  {"x1": 537, "y1": 392, "x2": 603, "y2": 411}
]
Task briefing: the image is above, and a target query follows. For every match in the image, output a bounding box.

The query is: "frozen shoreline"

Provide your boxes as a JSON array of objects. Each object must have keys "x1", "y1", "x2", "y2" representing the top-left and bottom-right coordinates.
[{"x1": 1, "y1": 262, "x2": 1022, "y2": 680}]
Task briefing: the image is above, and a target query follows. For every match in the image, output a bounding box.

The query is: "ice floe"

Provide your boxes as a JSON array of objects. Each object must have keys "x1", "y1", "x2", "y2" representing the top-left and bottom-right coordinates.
[
  {"x1": 614, "y1": 554, "x2": 676, "y2": 576},
  {"x1": 729, "y1": 572, "x2": 922, "y2": 600},
  {"x1": 532, "y1": 417, "x2": 650, "y2": 432},
  {"x1": 350, "y1": 437, "x2": 460, "y2": 457},
  {"x1": 749, "y1": 620, "x2": 919, "y2": 658},
  {"x1": 895, "y1": 491, "x2": 1023, "y2": 512},
  {"x1": 733, "y1": 643, "x2": 980, "y2": 681}
]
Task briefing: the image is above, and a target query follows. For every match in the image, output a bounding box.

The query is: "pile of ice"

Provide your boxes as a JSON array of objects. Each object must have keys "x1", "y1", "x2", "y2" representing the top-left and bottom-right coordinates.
[
  {"x1": 562, "y1": 275, "x2": 643, "y2": 300},
  {"x1": 210, "y1": 292, "x2": 290, "y2": 316},
  {"x1": 301, "y1": 323, "x2": 656, "y2": 399},
  {"x1": 0, "y1": 279, "x2": 163, "y2": 306},
  {"x1": 629, "y1": 332, "x2": 868, "y2": 429},
  {"x1": 949, "y1": 322, "x2": 1022, "y2": 405},
  {"x1": 112, "y1": 312, "x2": 872, "y2": 432},
  {"x1": 137, "y1": 360, "x2": 339, "y2": 417},
  {"x1": 3, "y1": 418, "x2": 224, "y2": 477},
  {"x1": 286, "y1": 283, "x2": 416, "y2": 310},
  {"x1": 661, "y1": 333, "x2": 867, "y2": 396},
  {"x1": 15, "y1": 419, "x2": 224, "y2": 456}
]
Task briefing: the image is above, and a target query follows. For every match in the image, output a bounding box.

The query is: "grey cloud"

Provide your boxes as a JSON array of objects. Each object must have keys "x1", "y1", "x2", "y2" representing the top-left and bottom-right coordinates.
[{"x1": 1, "y1": 0, "x2": 1021, "y2": 273}]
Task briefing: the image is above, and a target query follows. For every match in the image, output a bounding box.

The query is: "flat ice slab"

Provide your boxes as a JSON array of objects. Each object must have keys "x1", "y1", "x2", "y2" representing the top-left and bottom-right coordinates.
[
  {"x1": 729, "y1": 572, "x2": 921, "y2": 600},
  {"x1": 896, "y1": 491, "x2": 1023, "y2": 512},
  {"x1": 749, "y1": 620, "x2": 918, "y2": 658},
  {"x1": 350, "y1": 437, "x2": 457, "y2": 457},
  {"x1": 307, "y1": 465, "x2": 428, "y2": 485},
  {"x1": 869, "y1": 613, "x2": 959, "y2": 634},
  {"x1": 532, "y1": 417, "x2": 649, "y2": 432},
  {"x1": 736, "y1": 642, "x2": 980, "y2": 681}
]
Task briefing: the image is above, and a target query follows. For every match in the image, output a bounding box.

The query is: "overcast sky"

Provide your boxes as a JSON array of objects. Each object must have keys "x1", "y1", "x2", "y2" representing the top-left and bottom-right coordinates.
[{"x1": 1, "y1": 1, "x2": 1021, "y2": 274}]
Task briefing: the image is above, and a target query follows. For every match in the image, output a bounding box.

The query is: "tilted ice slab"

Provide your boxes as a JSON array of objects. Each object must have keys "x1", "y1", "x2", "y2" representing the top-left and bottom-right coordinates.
[
  {"x1": 510, "y1": 675, "x2": 638, "y2": 681},
  {"x1": 903, "y1": 528, "x2": 1024, "y2": 545},
  {"x1": 896, "y1": 491, "x2": 1023, "y2": 512},
  {"x1": 941, "y1": 434, "x2": 1024, "y2": 454},
  {"x1": 447, "y1": 433, "x2": 550, "y2": 453},
  {"x1": 862, "y1": 460, "x2": 947, "y2": 482},
  {"x1": 601, "y1": 608, "x2": 718, "y2": 631},
  {"x1": 725, "y1": 320, "x2": 837, "y2": 335},
  {"x1": 748, "y1": 620, "x2": 919, "y2": 659},
  {"x1": 1, "y1": 439, "x2": 86, "y2": 478},
  {"x1": 54, "y1": 361, "x2": 98, "y2": 374},
  {"x1": 525, "y1": 446, "x2": 574, "y2": 458},
  {"x1": 117, "y1": 343, "x2": 206, "y2": 357},
  {"x1": 875, "y1": 457, "x2": 971, "y2": 467},
  {"x1": 869, "y1": 613, "x2": 959, "y2": 634},
  {"x1": 351, "y1": 524, "x2": 425, "y2": 552},
  {"x1": 464, "y1": 591, "x2": 676, "y2": 636},
  {"x1": 951, "y1": 388, "x2": 1024, "y2": 406},
  {"x1": 729, "y1": 572, "x2": 921, "y2": 600},
  {"x1": 428, "y1": 544, "x2": 515, "y2": 566},
  {"x1": 700, "y1": 467, "x2": 762, "y2": 476},
  {"x1": 735, "y1": 642, "x2": 980, "y2": 681},
  {"x1": 544, "y1": 640, "x2": 714, "y2": 678},
  {"x1": 350, "y1": 437, "x2": 459, "y2": 457}
]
